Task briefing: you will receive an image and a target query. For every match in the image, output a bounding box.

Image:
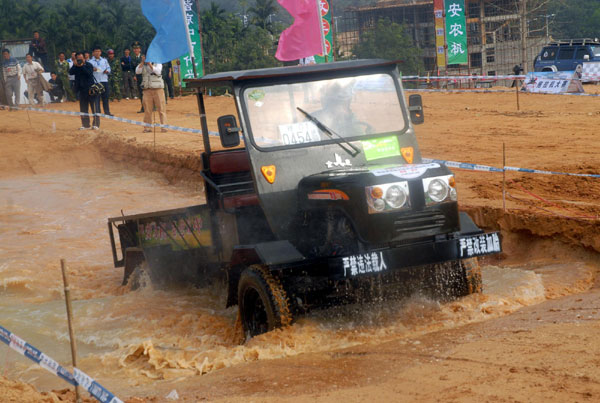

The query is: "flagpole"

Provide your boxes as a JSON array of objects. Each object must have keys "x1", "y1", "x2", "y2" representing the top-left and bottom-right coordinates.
[
  {"x1": 179, "y1": 0, "x2": 197, "y2": 78},
  {"x1": 316, "y1": 0, "x2": 327, "y2": 62}
]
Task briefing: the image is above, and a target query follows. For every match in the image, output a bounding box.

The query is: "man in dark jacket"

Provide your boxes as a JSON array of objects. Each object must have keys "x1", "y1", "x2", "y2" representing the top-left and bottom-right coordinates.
[
  {"x1": 120, "y1": 48, "x2": 136, "y2": 99},
  {"x1": 48, "y1": 72, "x2": 64, "y2": 103},
  {"x1": 69, "y1": 51, "x2": 100, "y2": 130},
  {"x1": 29, "y1": 31, "x2": 49, "y2": 70}
]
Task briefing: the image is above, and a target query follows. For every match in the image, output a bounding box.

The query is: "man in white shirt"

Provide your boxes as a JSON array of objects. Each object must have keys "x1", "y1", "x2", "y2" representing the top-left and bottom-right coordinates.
[
  {"x1": 135, "y1": 54, "x2": 167, "y2": 133},
  {"x1": 22, "y1": 53, "x2": 45, "y2": 105},
  {"x1": 89, "y1": 46, "x2": 112, "y2": 115}
]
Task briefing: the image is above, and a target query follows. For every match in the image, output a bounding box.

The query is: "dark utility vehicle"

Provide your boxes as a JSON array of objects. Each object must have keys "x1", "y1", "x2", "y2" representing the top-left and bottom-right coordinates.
[
  {"x1": 534, "y1": 38, "x2": 600, "y2": 72},
  {"x1": 108, "y1": 60, "x2": 502, "y2": 337}
]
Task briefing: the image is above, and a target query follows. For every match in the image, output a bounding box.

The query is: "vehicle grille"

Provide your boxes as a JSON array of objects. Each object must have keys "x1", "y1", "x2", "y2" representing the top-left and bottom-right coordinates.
[{"x1": 394, "y1": 211, "x2": 446, "y2": 234}]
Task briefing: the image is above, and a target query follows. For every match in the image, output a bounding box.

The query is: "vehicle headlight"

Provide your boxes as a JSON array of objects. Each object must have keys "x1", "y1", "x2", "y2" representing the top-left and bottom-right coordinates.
[
  {"x1": 423, "y1": 175, "x2": 455, "y2": 204},
  {"x1": 428, "y1": 179, "x2": 449, "y2": 202},
  {"x1": 365, "y1": 182, "x2": 409, "y2": 214},
  {"x1": 385, "y1": 185, "x2": 407, "y2": 209}
]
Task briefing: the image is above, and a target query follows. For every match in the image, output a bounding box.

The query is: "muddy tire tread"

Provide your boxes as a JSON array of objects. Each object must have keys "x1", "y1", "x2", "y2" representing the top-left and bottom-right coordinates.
[{"x1": 245, "y1": 264, "x2": 292, "y2": 328}]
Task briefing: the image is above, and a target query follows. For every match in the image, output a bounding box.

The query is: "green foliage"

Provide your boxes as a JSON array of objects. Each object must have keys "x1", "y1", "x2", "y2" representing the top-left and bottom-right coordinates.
[
  {"x1": 548, "y1": 0, "x2": 600, "y2": 39},
  {"x1": 248, "y1": 0, "x2": 277, "y2": 32},
  {"x1": 0, "y1": 0, "x2": 281, "y2": 75},
  {"x1": 200, "y1": 2, "x2": 278, "y2": 74},
  {"x1": 353, "y1": 18, "x2": 424, "y2": 74}
]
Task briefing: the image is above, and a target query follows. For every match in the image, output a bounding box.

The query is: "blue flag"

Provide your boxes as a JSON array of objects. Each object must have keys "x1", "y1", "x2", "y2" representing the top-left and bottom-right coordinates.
[{"x1": 142, "y1": 0, "x2": 189, "y2": 63}]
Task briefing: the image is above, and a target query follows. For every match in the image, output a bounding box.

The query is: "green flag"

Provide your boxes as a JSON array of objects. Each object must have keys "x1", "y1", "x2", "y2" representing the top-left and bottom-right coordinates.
[
  {"x1": 179, "y1": 0, "x2": 203, "y2": 85},
  {"x1": 445, "y1": 0, "x2": 468, "y2": 65}
]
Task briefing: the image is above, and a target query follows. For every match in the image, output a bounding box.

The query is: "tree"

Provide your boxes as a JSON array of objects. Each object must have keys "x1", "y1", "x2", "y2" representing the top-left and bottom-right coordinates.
[
  {"x1": 547, "y1": 0, "x2": 600, "y2": 39},
  {"x1": 248, "y1": 0, "x2": 277, "y2": 32},
  {"x1": 353, "y1": 18, "x2": 424, "y2": 74}
]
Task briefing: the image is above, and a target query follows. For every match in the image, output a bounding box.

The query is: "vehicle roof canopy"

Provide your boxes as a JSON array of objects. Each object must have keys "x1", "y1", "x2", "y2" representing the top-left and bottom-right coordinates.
[{"x1": 184, "y1": 59, "x2": 399, "y2": 88}]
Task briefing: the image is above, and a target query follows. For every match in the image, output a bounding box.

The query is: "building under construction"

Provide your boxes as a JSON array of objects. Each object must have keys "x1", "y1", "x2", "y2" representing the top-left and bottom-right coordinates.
[{"x1": 337, "y1": 0, "x2": 550, "y2": 77}]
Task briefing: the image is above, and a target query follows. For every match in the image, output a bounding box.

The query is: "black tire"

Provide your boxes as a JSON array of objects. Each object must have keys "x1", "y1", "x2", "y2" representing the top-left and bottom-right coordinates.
[
  {"x1": 238, "y1": 265, "x2": 292, "y2": 338},
  {"x1": 122, "y1": 247, "x2": 145, "y2": 286},
  {"x1": 462, "y1": 257, "x2": 483, "y2": 295},
  {"x1": 128, "y1": 261, "x2": 151, "y2": 290}
]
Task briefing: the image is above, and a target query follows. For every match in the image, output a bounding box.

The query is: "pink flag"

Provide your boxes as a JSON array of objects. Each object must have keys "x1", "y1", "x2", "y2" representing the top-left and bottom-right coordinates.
[{"x1": 275, "y1": 0, "x2": 324, "y2": 61}]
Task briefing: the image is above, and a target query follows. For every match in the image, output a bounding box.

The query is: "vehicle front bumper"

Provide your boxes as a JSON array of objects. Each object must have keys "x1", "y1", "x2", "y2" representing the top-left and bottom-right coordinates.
[{"x1": 329, "y1": 232, "x2": 502, "y2": 279}]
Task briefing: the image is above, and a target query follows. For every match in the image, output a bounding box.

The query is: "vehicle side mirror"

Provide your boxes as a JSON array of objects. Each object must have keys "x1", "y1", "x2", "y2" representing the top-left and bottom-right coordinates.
[
  {"x1": 408, "y1": 94, "x2": 424, "y2": 125},
  {"x1": 217, "y1": 115, "x2": 241, "y2": 148},
  {"x1": 584, "y1": 54, "x2": 590, "y2": 61}
]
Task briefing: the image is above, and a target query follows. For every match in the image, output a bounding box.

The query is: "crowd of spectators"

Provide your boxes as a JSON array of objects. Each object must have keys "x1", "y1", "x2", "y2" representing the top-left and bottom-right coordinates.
[{"x1": 1, "y1": 32, "x2": 177, "y2": 131}]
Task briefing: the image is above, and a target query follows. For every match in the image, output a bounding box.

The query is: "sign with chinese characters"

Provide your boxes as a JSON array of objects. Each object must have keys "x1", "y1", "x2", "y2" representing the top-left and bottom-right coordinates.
[
  {"x1": 179, "y1": 0, "x2": 203, "y2": 86},
  {"x1": 445, "y1": 0, "x2": 468, "y2": 65},
  {"x1": 361, "y1": 136, "x2": 401, "y2": 161},
  {"x1": 459, "y1": 233, "x2": 502, "y2": 258},
  {"x1": 342, "y1": 252, "x2": 388, "y2": 277},
  {"x1": 433, "y1": 0, "x2": 446, "y2": 68},
  {"x1": 522, "y1": 71, "x2": 584, "y2": 94},
  {"x1": 370, "y1": 163, "x2": 440, "y2": 179},
  {"x1": 314, "y1": 0, "x2": 334, "y2": 63}
]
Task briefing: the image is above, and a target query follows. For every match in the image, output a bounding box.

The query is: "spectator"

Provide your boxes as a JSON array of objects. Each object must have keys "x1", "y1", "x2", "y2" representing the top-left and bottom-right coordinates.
[
  {"x1": 120, "y1": 48, "x2": 136, "y2": 99},
  {"x1": 29, "y1": 31, "x2": 48, "y2": 70},
  {"x1": 84, "y1": 51, "x2": 90, "y2": 62},
  {"x1": 48, "y1": 72, "x2": 64, "y2": 103},
  {"x1": 2, "y1": 48, "x2": 22, "y2": 107},
  {"x1": 89, "y1": 46, "x2": 112, "y2": 115},
  {"x1": 68, "y1": 51, "x2": 77, "y2": 99},
  {"x1": 135, "y1": 54, "x2": 167, "y2": 133},
  {"x1": 162, "y1": 61, "x2": 175, "y2": 100},
  {"x1": 107, "y1": 49, "x2": 122, "y2": 102},
  {"x1": 69, "y1": 51, "x2": 100, "y2": 130},
  {"x1": 56, "y1": 52, "x2": 75, "y2": 101},
  {"x1": 22, "y1": 53, "x2": 45, "y2": 105},
  {"x1": 131, "y1": 41, "x2": 144, "y2": 113}
]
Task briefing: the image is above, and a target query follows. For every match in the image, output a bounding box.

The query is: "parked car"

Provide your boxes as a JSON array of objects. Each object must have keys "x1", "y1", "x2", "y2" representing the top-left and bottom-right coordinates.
[{"x1": 534, "y1": 39, "x2": 600, "y2": 72}]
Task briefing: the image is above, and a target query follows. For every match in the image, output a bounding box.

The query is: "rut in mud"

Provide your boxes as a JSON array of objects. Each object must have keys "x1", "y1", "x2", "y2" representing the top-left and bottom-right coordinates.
[{"x1": 0, "y1": 140, "x2": 597, "y2": 400}]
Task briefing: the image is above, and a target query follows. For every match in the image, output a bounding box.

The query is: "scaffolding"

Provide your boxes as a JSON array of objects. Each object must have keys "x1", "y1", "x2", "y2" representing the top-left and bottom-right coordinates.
[{"x1": 337, "y1": 0, "x2": 550, "y2": 80}]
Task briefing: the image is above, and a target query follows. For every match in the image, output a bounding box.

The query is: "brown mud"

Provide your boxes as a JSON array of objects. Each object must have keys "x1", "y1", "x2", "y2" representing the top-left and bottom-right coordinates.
[{"x1": 0, "y1": 91, "x2": 599, "y2": 401}]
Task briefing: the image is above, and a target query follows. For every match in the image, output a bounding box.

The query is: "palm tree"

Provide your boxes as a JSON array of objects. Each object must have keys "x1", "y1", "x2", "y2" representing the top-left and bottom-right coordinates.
[{"x1": 248, "y1": 0, "x2": 277, "y2": 32}]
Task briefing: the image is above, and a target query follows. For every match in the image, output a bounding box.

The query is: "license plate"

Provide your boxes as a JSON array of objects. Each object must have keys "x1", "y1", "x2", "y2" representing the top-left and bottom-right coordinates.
[{"x1": 458, "y1": 232, "x2": 502, "y2": 258}]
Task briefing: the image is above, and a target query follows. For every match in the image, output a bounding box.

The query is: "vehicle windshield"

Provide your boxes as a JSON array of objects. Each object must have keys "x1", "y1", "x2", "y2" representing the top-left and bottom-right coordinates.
[
  {"x1": 591, "y1": 46, "x2": 600, "y2": 57},
  {"x1": 243, "y1": 73, "x2": 406, "y2": 149}
]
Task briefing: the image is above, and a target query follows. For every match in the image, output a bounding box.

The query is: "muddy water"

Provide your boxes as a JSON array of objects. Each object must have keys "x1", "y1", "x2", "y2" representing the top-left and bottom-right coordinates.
[{"x1": 0, "y1": 166, "x2": 595, "y2": 397}]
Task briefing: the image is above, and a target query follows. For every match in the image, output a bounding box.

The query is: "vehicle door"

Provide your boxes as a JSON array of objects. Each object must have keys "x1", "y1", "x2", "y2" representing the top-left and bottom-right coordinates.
[
  {"x1": 556, "y1": 46, "x2": 575, "y2": 71},
  {"x1": 537, "y1": 46, "x2": 558, "y2": 71}
]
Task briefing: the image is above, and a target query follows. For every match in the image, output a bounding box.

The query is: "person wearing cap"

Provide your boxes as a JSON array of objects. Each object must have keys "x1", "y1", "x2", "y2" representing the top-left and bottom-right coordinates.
[
  {"x1": 131, "y1": 41, "x2": 144, "y2": 113},
  {"x1": 90, "y1": 45, "x2": 112, "y2": 115},
  {"x1": 107, "y1": 49, "x2": 122, "y2": 101},
  {"x1": 135, "y1": 54, "x2": 167, "y2": 133}
]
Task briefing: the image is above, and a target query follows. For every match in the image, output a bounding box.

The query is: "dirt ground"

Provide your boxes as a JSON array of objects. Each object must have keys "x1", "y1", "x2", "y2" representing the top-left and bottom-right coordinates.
[{"x1": 1, "y1": 88, "x2": 599, "y2": 402}]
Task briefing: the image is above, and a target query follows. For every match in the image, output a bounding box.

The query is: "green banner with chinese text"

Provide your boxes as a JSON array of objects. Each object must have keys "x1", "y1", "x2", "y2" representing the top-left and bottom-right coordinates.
[
  {"x1": 314, "y1": 0, "x2": 334, "y2": 63},
  {"x1": 179, "y1": 0, "x2": 203, "y2": 86},
  {"x1": 445, "y1": 0, "x2": 468, "y2": 65}
]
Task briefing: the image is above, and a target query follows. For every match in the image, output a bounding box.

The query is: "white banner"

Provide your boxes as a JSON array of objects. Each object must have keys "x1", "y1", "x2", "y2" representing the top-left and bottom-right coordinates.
[{"x1": 522, "y1": 71, "x2": 584, "y2": 94}]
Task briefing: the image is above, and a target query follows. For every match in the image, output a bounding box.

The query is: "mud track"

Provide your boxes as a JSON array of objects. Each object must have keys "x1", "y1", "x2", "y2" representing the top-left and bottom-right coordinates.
[{"x1": 1, "y1": 91, "x2": 599, "y2": 402}]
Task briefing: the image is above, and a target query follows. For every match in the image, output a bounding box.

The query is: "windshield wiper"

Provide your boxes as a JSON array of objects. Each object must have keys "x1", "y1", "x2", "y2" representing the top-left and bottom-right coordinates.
[{"x1": 297, "y1": 107, "x2": 360, "y2": 157}]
